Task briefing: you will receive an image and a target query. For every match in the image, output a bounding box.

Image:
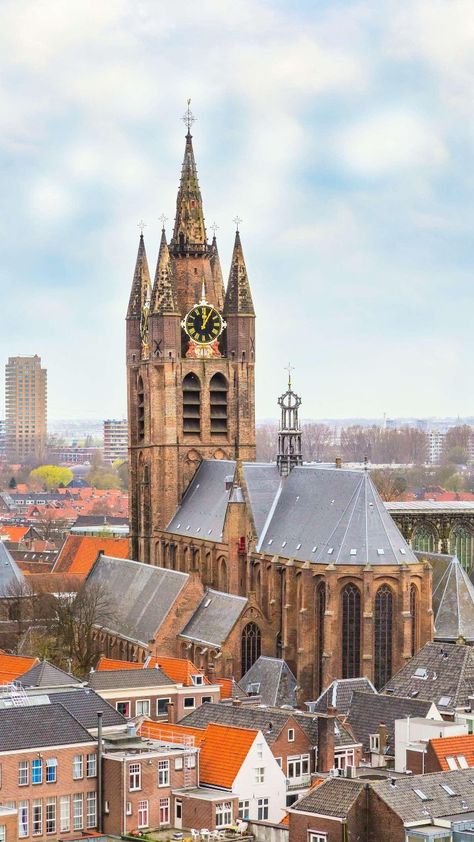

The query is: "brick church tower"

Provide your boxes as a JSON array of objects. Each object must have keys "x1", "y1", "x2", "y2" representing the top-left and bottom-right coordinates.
[{"x1": 127, "y1": 120, "x2": 256, "y2": 562}]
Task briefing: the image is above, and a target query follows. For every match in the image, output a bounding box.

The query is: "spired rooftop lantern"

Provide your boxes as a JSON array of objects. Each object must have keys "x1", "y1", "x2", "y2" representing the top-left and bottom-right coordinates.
[{"x1": 276, "y1": 364, "x2": 303, "y2": 477}]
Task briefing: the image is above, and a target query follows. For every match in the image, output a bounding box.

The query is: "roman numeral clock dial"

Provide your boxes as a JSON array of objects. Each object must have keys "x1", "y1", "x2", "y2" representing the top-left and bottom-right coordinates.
[{"x1": 181, "y1": 300, "x2": 226, "y2": 358}]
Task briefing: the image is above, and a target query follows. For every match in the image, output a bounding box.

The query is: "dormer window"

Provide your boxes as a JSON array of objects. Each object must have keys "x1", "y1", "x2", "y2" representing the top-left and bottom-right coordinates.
[{"x1": 191, "y1": 674, "x2": 204, "y2": 686}]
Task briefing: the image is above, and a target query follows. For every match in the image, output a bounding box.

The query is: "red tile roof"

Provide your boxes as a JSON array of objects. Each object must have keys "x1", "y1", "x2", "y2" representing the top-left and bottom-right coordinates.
[
  {"x1": 0, "y1": 653, "x2": 39, "y2": 683},
  {"x1": 54, "y1": 536, "x2": 129, "y2": 576},
  {"x1": 95, "y1": 655, "x2": 210, "y2": 687},
  {"x1": 215, "y1": 678, "x2": 234, "y2": 699},
  {"x1": 199, "y1": 723, "x2": 258, "y2": 788},
  {"x1": 0, "y1": 525, "x2": 29, "y2": 543},
  {"x1": 430, "y1": 735, "x2": 474, "y2": 770}
]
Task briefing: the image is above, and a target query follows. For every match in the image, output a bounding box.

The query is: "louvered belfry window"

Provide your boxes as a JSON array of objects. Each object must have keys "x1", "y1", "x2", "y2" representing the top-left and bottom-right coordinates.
[{"x1": 182, "y1": 373, "x2": 201, "y2": 435}]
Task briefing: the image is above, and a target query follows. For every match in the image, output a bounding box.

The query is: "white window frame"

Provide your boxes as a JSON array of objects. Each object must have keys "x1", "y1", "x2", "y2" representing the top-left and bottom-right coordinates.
[
  {"x1": 87, "y1": 792, "x2": 97, "y2": 829},
  {"x1": 18, "y1": 760, "x2": 29, "y2": 786},
  {"x1": 186, "y1": 754, "x2": 196, "y2": 769},
  {"x1": 137, "y1": 800, "x2": 149, "y2": 829},
  {"x1": 309, "y1": 833, "x2": 327, "y2": 842},
  {"x1": 158, "y1": 759, "x2": 170, "y2": 786},
  {"x1": 255, "y1": 766, "x2": 265, "y2": 783},
  {"x1": 73, "y1": 793, "x2": 83, "y2": 831},
  {"x1": 238, "y1": 800, "x2": 250, "y2": 820},
  {"x1": 72, "y1": 754, "x2": 84, "y2": 780},
  {"x1": 257, "y1": 798, "x2": 269, "y2": 821},
  {"x1": 45, "y1": 757, "x2": 57, "y2": 784},
  {"x1": 157, "y1": 697, "x2": 171, "y2": 717},
  {"x1": 129, "y1": 762, "x2": 141, "y2": 791},
  {"x1": 288, "y1": 728, "x2": 295, "y2": 742},
  {"x1": 32, "y1": 800, "x2": 42, "y2": 836},
  {"x1": 45, "y1": 797, "x2": 56, "y2": 834},
  {"x1": 86, "y1": 753, "x2": 97, "y2": 778},
  {"x1": 159, "y1": 797, "x2": 170, "y2": 826},
  {"x1": 183, "y1": 697, "x2": 196, "y2": 709},
  {"x1": 369, "y1": 734, "x2": 380, "y2": 752},
  {"x1": 334, "y1": 749, "x2": 355, "y2": 769},
  {"x1": 191, "y1": 674, "x2": 204, "y2": 686},
  {"x1": 175, "y1": 756, "x2": 183, "y2": 770},
  {"x1": 136, "y1": 699, "x2": 151, "y2": 717},
  {"x1": 31, "y1": 757, "x2": 43, "y2": 785},
  {"x1": 60, "y1": 795, "x2": 70, "y2": 833},
  {"x1": 116, "y1": 700, "x2": 131, "y2": 717},
  {"x1": 18, "y1": 801, "x2": 29, "y2": 838},
  {"x1": 0, "y1": 826, "x2": 5, "y2": 842},
  {"x1": 216, "y1": 802, "x2": 233, "y2": 827}
]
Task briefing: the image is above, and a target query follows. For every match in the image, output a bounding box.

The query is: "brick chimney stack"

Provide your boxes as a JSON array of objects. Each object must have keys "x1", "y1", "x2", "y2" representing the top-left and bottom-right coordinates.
[{"x1": 317, "y1": 713, "x2": 335, "y2": 772}]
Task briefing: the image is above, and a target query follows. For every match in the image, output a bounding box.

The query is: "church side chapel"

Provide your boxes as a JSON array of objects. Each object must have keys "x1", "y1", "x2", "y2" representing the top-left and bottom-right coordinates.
[{"x1": 124, "y1": 105, "x2": 434, "y2": 703}]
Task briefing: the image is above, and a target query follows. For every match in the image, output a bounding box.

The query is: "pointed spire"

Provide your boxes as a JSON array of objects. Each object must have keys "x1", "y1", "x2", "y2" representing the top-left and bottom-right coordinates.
[
  {"x1": 224, "y1": 230, "x2": 255, "y2": 315},
  {"x1": 170, "y1": 131, "x2": 207, "y2": 255},
  {"x1": 127, "y1": 233, "x2": 151, "y2": 319},
  {"x1": 151, "y1": 228, "x2": 179, "y2": 315},
  {"x1": 209, "y1": 230, "x2": 225, "y2": 310}
]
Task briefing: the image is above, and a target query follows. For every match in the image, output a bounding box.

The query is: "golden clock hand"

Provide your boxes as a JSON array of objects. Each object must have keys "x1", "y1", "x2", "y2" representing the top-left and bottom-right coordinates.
[{"x1": 201, "y1": 309, "x2": 212, "y2": 329}]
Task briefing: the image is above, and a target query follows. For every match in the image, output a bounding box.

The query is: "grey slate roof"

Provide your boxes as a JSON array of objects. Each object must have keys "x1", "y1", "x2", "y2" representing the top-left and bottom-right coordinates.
[
  {"x1": 89, "y1": 668, "x2": 174, "y2": 691},
  {"x1": 433, "y1": 557, "x2": 474, "y2": 643},
  {"x1": 0, "y1": 703, "x2": 94, "y2": 752},
  {"x1": 292, "y1": 778, "x2": 364, "y2": 817},
  {"x1": 179, "y1": 589, "x2": 247, "y2": 648},
  {"x1": 346, "y1": 691, "x2": 435, "y2": 755},
  {"x1": 383, "y1": 641, "x2": 474, "y2": 712},
  {"x1": 242, "y1": 463, "x2": 281, "y2": 536},
  {"x1": 239, "y1": 657, "x2": 298, "y2": 707},
  {"x1": 86, "y1": 555, "x2": 189, "y2": 645},
  {"x1": 45, "y1": 688, "x2": 126, "y2": 728},
  {"x1": 415, "y1": 551, "x2": 452, "y2": 595},
  {"x1": 19, "y1": 660, "x2": 82, "y2": 688},
  {"x1": 179, "y1": 702, "x2": 356, "y2": 748},
  {"x1": 311, "y1": 677, "x2": 376, "y2": 714},
  {"x1": 0, "y1": 540, "x2": 25, "y2": 593},
  {"x1": 166, "y1": 460, "x2": 236, "y2": 540},
  {"x1": 372, "y1": 769, "x2": 474, "y2": 823}
]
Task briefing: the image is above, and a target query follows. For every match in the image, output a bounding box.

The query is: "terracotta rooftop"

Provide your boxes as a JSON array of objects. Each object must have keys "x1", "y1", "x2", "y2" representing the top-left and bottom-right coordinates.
[
  {"x1": 95, "y1": 655, "x2": 209, "y2": 687},
  {"x1": 199, "y1": 723, "x2": 258, "y2": 788},
  {"x1": 0, "y1": 652, "x2": 39, "y2": 683},
  {"x1": 54, "y1": 535, "x2": 129, "y2": 575},
  {"x1": 0, "y1": 525, "x2": 29, "y2": 543},
  {"x1": 429, "y1": 734, "x2": 474, "y2": 770}
]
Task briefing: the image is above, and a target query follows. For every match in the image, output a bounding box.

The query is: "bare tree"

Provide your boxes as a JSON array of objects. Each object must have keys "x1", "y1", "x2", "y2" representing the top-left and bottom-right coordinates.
[
  {"x1": 50, "y1": 580, "x2": 117, "y2": 676},
  {"x1": 370, "y1": 469, "x2": 407, "y2": 501}
]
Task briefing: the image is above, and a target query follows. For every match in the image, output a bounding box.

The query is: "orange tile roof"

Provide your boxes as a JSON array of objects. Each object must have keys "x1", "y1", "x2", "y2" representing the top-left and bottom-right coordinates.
[
  {"x1": 138, "y1": 720, "x2": 206, "y2": 746},
  {"x1": 199, "y1": 723, "x2": 258, "y2": 788},
  {"x1": 54, "y1": 535, "x2": 129, "y2": 576},
  {"x1": 95, "y1": 655, "x2": 210, "y2": 687},
  {"x1": 96, "y1": 657, "x2": 142, "y2": 671},
  {"x1": 0, "y1": 525, "x2": 29, "y2": 543},
  {"x1": 0, "y1": 653, "x2": 39, "y2": 684},
  {"x1": 430, "y1": 735, "x2": 474, "y2": 770},
  {"x1": 279, "y1": 814, "x2": 289, "y2": 826},
  {"x1": 215, "y1": 678, "x2": 234, "y2": 699}
]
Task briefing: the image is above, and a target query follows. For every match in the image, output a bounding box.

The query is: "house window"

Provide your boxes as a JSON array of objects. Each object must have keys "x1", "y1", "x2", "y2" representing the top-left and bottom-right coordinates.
[
  {"x1": 158, "y1": 759, "x2": 170, "y2": 786},
  {"x1": 341, "y1": 584, "x2": 361, "y2": 678},
  {"x1": 86, "y1": 753, "x2": 97, "y2": 778},
  {"x1": 138, "y1": 800, "x2": 149, "y2": 829},
  {"x1": 288, "y1": 728, "x2": 295, "y2": 742},
  {"x1": 18, "y1": 760, "x2": 29, "y2": 786},
  {"x1": 257, "y1": 798, "x2": 269, "y2": 821},
  {"x1": 129, "y1": 763, "x2": 141, "y2": 791},
  {"x1": 175, "y1": 756, "x2": 183, "y2": 770},
  {"x1": 32, "y1": 800, "x2": 42, "y2": 836},
  {"x1": 191, "y1": 674, "x2": 204, "y2": 685},
  {"x1": 287, "y1": 755, "x2": 310, "y2": 780},
  {"x1": 60, "y1": 795, "x2": 70, "y2": 832},
  {"x1": 73, "y1": 794, "x2": 83, "y2": 830},
  {"x1": 136, "y1": 699, "x2": 151, "y2": 717},
  {"x1": 216, "y1": 802, "x2": 233, "y2": 827},
  {"x1": 157, "y1": 697, "x2": 171, "y2": 717},
  {"x1": 32, "y1": 758, "x2": 43, "y2": 785},
  {"x1": 184, "y1": 697, "x2": 195, "y2": 709},
  {"x1": 45, "y1": 758, "x2": 57, "y2": 783},
  {"x1": 309, "y1": 834, "x2": 327, "y2": 842},
  {"x1": 334, "y1": 749, "x2": 355, "y2": 770},
  {"x1": 86, "y1": 792, "x2": 97, "y2": 829},
  {"x1": 239, "y1": 801, "x2": 250, "y2": 820},
  {"x1": 159, "y1": 798, "x2": 170, "y2": 825},
  {"x1": 370, "y1": 734, "x2": 380, "y2": 752},
  {"x1": 46, "y1": 798, "x2": 56, "y2": 834},
  {"x1": 18, "y1": 801, "x2": 29, "y2": 838},
  {"x1": 0, "y1": 827, "x2": 5, "y2": 842},
  {"x1": 202, "y1": 696, "x2": 212, "y2": 704},
  {"x1": 72, "y1": 755, "x2": 83, "y2": 780},
  {"x1": 116, "y1": 701, "x2": 131, "y2": 717},
  {"x1": 255, "y1": 767, "x2": 265, "y2": 783},
  {"x1": 186, "y1": 755, "x2": 196, "y2": 769}
]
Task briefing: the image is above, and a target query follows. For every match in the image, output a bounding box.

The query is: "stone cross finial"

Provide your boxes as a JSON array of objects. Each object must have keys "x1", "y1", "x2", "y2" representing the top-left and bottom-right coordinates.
[
  {"x1": 233, "y1": 215, "x2": 242, "y2": 232},
  {"x1": 182, "y1": 98, "x2": 196, "y2": 133},
  {"x1": 137, "y1": 220, "x2": 147, "y2": 235}
]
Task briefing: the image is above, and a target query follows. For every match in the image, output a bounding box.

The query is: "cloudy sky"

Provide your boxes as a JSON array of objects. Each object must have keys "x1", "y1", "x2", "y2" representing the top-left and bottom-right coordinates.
[{"x1": 1, "y1": 0, "x2": 473, "y2": 421}]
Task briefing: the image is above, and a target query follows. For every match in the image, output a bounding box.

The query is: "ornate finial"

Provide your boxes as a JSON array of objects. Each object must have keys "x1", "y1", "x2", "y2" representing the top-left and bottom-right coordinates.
[
  {"x1": 233, "y1": 215, "x2": 242, "y2": 232},
  {"x1": 199, "y1": 278, "x2": 207, "y2": 304},
  {"x1": 182, "y1": 98, "x2": 196, "y2": 134},
  {"x1": 158, "y1": 214, "x2": 168, "y2": 230},
  {"x1": 210, "y1": 222, "x2": 219, "y2": 237},
  {"x1": 285, "y1": 362, "x2": 295, "y2": 390},
  {"x1": 137, "y1": 220, "x2": 147, "y2": 235}
]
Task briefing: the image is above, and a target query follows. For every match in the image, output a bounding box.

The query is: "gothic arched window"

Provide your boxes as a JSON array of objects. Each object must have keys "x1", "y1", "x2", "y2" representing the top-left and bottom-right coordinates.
[
  {"x1": 450, "y1": 525, "x2": 474, "y2": 571},
  {"x1": 182, "y1": 373, "x2": 201, "y2": 435},
  {"x1": 218, "y1": 557, "x2": 228, "y2": 591},
  {"x1": 210, "y1": 373, "x2": 228, "y2": 435},
  {"x1": 410, "y1": 583, "x2": 418, "y2": 657},
  {"x1": 341, "y1": 584, "x2": 361, "y2": 679},
  {"x1": 374, "y1": 584, "x2": 393, "y2": 689},
  {"x1": 316, "y1": 581, "x2": 326, "y2": 696},
  {"x1": 137, "y1": 376, "x2": 145, "y2": 442},
  {"x1": 412, "y1": 525, "x2": 435, "y2": 553},
  {"x1": 241, "y1": 622, "x2": 261, "y2": 677}
]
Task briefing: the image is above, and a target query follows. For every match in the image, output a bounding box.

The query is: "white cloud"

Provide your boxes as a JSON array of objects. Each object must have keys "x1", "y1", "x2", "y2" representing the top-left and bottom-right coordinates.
[{"x1": 29, "y1": 178, "x2": 72, "y2": 222}]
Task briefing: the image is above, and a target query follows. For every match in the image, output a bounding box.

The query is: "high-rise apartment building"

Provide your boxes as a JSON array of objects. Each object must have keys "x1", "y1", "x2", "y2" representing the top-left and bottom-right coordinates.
[
  {"x1": 103, "y1": 418, "x2": 128, "y2": 463},
  {"x1": 5, "y1": 355, "x2": 47, "y2": 462}
]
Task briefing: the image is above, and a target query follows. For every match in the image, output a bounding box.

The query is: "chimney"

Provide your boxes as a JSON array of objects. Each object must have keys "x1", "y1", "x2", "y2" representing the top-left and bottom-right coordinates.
[
  {"x1": 317, "y1": 714, "x2": 335, "y2": 773},
  {"x1": 335, "y1": 457, "x2": 342, "y2": 469},
  {"x1": 232, "y1": 698, "x2": 242, "y2": 708},
  {"x1": 378, "y1": 722, "x2": 388, "y2": 756},
  {"x1": 166, "y1": 702, "x2": 176, "y2": 724}
]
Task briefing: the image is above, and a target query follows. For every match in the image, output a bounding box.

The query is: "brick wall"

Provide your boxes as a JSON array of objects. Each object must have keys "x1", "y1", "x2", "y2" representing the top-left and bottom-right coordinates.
[
  {"x1": 181, "y1": 793, "x2": 239, "y2": 832},
  {"x1": 367, "y1": 789, "x2": 405, "y2": 842}
]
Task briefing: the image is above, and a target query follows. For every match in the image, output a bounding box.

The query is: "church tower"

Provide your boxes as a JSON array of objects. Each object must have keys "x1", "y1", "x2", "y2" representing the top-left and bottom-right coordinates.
[{"x1": 127, "y1": 113, "x2": 256, "y2": 563}]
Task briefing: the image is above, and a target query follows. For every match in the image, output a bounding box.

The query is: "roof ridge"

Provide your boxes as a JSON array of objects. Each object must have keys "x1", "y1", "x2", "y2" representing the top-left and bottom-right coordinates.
[
  {"x1": 332, "y1": 474, "x2": 365, "y2": 565},
  {"x1": 368, "y1": 474, "x2": 402, "y2": 561},
  {"x1": 274, "y1": 659, "x2": 284, "y2": 707}
]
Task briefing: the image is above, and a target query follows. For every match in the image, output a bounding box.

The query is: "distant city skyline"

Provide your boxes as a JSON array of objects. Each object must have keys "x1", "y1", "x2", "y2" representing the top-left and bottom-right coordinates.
[{"x1": 1, "y1": 1, "x2": 473, "y2": 418}]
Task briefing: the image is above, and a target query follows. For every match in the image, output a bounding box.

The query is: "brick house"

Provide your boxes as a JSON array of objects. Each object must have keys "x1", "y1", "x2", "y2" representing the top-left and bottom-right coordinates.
[
  {"x1": 288, "y1": 778, "x2": 367, "y2": 842},
  {"x1": 0, "y1": 704, "x2": 98, "y2": 841}
]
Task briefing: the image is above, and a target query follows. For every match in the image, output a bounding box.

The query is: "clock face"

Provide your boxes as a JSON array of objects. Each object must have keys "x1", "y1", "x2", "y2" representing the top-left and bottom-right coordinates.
[{"x1": 183, "y1": 305, "x2": 224, "y2": 345}]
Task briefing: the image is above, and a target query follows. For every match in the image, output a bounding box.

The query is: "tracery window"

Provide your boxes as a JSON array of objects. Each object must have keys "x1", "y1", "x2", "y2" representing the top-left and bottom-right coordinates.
[
  {"x1": 410, "y1": 583, "x2": 418, "y2": 657},
  {"x1": 374, "y1": 584, "x2": 393, "y2": 689},
  {"x1": 182, "y1": 373, "x2": 201, "y2": 435},
  {"x1": 341, "y1": 584, "x2": 361, "y2": 679},
  {"x1": 137, "y1": 376, "x2": 145, "y2": 442},
  {"x1": 450, "y1": 525, "x2": 473, "y2": 571},
  {"x1": 412, "y1": 525, "x2": 435, "y2": 553},
  {"x1": 241, "y1": 622, "x2": 261, "y2": 677},
  {"x1": 210, "y1": 373, "x2": 228, "y2": 435},
  {"x1": 316, "y1": 581, "x2": 326, "y2": 695}
]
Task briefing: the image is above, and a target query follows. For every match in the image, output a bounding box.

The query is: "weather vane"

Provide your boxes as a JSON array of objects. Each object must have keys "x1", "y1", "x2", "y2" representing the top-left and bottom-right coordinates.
[
  {"x1": 159, "y1": 214, "x2": 168, "y2": 229},
  {"x1": 182, "y1": 98, "x2": 196, "y2": 133},
  {"x1": 285, "y1": 362, "x2": 295, "y2": 389},
  {"x1": 233, "y1": 215, "x2": 242, "y2": 232},
  {"x1": 210, "y1": 222, "x2": 219, "y2": 236},
  {"x1": 137, "y1": 220, "x2": 147, "y2": 235}
]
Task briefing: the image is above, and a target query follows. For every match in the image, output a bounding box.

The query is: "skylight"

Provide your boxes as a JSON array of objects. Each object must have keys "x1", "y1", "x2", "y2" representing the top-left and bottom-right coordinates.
[
  {"x1": 296, "y1": 543, "x2": 301, "y2": 550},
  {"x1": 327, "y1": 548, "x2": 334, "y2": 555},
  {"x1": 413, "y1": 668, "x2": 428, "y2": 679},
  {"x1": 281, "y1": 541, "x2": 287, "y2": 548},
  {"x1": 350, "y1": 549, "x2": 357, "y2": 556},
  {"x1": 377, "y1": 549, "x2": 385, "y2": 556},
  {"x1": 458, "y1": 755, "x2": 469, "y2": 769},
  {"x1": 400, "y1": 548, "x2": 406, "y2": 555},
  {"x1": 413, "y1": 789, "x2": 428, "y2": 801},
  {"x1": 441, "y1": 784, "x2": 456, "y2": 796},
  {"x1": 312, "y1": 546, "x2": 317, "y2": 553},
  {"x1": 267, "y1": 539, "x2": 273, "y2": 545},
  {"x1": 438, "y1": 696, "x2": 452, "y2": 706}
]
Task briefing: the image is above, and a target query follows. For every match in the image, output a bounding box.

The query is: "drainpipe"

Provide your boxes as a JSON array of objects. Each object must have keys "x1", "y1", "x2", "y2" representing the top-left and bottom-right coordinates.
[{"x1": 97, "y1": 711, "x2": 103, "y2": 832}]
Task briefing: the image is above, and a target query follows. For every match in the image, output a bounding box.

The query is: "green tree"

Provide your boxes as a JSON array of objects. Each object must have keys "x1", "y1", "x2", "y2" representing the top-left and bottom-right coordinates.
[
  {"x1": 30, "y1": 465, "x2": 73, "y2": 490},
  {"x1": 8, "y1": 476, "x2": 17, "y2": 489}
]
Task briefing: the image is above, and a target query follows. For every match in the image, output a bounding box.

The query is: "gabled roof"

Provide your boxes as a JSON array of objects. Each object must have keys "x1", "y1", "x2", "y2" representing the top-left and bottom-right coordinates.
[
  {"x1": 166, "y1": 460, "x2": 236, "y2": 540},
  {"x1": 0, "y1": 540, "x2": 25, "y2": 592},
  {"x1": 0, "y1": 652, "x2": 39, "y2": 683},
  {"x1": 95, "y1": 655, "x2": 210, "y2": 687},
  {"x1": 179, "y1": 589, "x2": 247, "y2": 649},
  {"x1": 215, "y1": 677, "x2": 247, "y2": 701},
  {"x1": 0, "y1": 703, "x2": 94, "y2": 752},
  {"x1": 239, "y1": 657, "x2": 297, "y2": 707},
  {"x1": 199, "y1": 723, "x2": 258, "y2": 788},
  {"x1": 0, "y1": 525, "x2": 29, "y2": 543},
  {"x1": 292, "y1": 777, "x2": 364, "y2": 818},
  {"x1": 372, "y1": 769, "x2": 474, "y2": 822},
  {"x1": 383, "y1": 641, "x2": 474, "y2": 712},
  {"x1": 46, "y1": 687, "x2": 126, "y2": 729},
  {"x1": 345, "y1": 690, "x2": 435, "y2": 755},
  {"x1": 429, "y1": 734, "x2": 474, "y2": 771},
  {"x1": 86, "y1": 555, "x2": 189, "y2": 646},
  {"x1": 54, "y1": 535, "x2": 129, "y2": 576},
  {"x1": 89, "y1": 668, "x2": 174, "y2": 691},
  {"x1": 311, "y1": 677, "x2": 376, "y2": 715},
  {"x1": 433, "y1": 556, "x2": 474, "y2": 642},
  {"x1": 18, "y1": 660, "x2": 82, "y2": 688}
]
